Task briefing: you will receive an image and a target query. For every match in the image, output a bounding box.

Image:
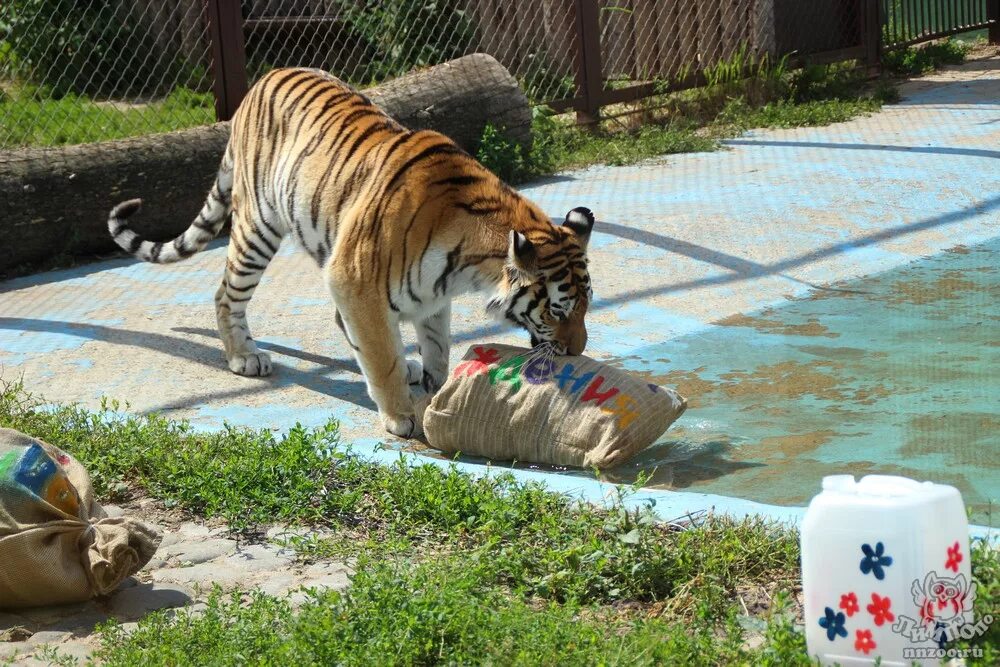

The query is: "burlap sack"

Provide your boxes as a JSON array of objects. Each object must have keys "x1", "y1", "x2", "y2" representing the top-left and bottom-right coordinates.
[
  {"x1": 0, "y1": 428, "x2": 161, "y2": 609},
  {"x1": 424, "y1": 345, "x2": 687, "y2": 468}
]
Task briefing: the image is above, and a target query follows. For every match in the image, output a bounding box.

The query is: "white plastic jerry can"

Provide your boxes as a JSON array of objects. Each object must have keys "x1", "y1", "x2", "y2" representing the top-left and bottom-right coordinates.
[{"x1": 802, "y1": 475, "x2": 978, "y2": 666}]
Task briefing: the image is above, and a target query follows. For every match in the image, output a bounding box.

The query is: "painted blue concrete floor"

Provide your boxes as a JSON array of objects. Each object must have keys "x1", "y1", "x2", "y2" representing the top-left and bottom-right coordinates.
[{"x1": 1, "y1": 57, "x2": 998, "y2": 531}]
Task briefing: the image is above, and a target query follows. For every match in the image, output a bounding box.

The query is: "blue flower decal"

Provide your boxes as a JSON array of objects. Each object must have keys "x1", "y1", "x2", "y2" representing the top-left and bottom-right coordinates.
[
  {"x1": 818, "y1": 607, "x2": 848, "y2": 641},
  {"x1": 859, "y1": 542, "x2": 893, "y2": 580}
]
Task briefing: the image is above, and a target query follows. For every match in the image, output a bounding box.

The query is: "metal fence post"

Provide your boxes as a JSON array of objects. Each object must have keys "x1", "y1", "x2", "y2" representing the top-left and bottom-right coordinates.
[
  {"x1": 206, "y1": 0, "x2": 249, "y2": 121},
  {"x1": 573, "y1": 0, "x2": 603, "y2": 125},
  {"x1": 988, "y1": 0, "x2": 1000, "y2": 44},
  {"x1": 862, "y1": 0, "x2": 882, "y2": 76}
]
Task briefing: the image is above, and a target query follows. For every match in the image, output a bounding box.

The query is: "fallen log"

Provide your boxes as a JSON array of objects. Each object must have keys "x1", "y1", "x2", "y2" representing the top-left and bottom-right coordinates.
[{"x1": 0, "y1": 54, "x2": 531, "y2": 275}]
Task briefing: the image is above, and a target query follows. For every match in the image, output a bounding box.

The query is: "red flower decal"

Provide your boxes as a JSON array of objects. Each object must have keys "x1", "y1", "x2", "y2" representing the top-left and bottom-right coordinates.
[
  {"x1": 945, "y1": 541, "x2": 963, "y2": 573},
  {"x1": 854, "y1": 629, "x2": 877, "y2": 655},
  {"x1": 839, "y1": 592, "x2": 859, "y2": 617},
  {"x1": 867, "y1": 593, "x2": 895, "y2": 626}
]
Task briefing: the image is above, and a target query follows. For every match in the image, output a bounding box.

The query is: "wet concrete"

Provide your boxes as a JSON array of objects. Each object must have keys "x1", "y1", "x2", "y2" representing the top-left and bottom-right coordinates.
[
  {"x1": 1, "y1": 57, "x2": 998, "y2": 531},
  {"x1": 599, "y1": 238, "x2": 999, "y2": 525}
]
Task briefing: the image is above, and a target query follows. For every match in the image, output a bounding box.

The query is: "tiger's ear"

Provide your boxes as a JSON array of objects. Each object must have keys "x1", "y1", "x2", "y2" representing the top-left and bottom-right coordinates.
[
  {"x1": 508, "y1": 230, "x2": 537, "y2": 274},
  {"x1": 563, "y1": 207, "x2": 595, "y2": 248}
]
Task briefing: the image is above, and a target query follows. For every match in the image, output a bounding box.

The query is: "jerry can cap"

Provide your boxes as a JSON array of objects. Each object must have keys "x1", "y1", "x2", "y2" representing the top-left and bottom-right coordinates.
[{"x1": 822, "y1": 474, "x2": 937, "y2": 497}]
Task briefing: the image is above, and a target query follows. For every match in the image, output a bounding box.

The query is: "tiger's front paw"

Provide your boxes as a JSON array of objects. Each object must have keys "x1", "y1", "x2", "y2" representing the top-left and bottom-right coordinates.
[
  {"x1": 381, "y1": 395, "x2": 431, "y2": 440},
  {"x1": 382, "y1": 412, "x2": 422, "y2": 439},
  {"x1": 228, "y1": 352, "x2": 273, "y2": 377}
]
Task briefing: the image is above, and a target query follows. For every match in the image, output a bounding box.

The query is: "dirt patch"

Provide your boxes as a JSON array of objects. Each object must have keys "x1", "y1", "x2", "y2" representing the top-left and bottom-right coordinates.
[
  {"x1": 717, "y1": 360, "x2": 849, "y2": 402},
  {"x1": 752, "y1": 430, "x2": 839, "y2": 459},
  {"x1": 717, "y1": 313, "x2": 839, "y2": 338},
  {"x1": 886, "y1": 270, "x2": 980, "y2": 305}
]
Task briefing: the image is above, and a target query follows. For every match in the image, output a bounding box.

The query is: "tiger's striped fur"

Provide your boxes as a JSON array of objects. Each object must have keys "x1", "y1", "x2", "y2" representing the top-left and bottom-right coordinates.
[{"x1": 108, "y1": 67, "x2": 594, "y2": 438}]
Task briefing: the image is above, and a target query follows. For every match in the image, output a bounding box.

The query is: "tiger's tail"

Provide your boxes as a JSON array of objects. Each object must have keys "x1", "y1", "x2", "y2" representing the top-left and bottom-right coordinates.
[{"x1": 107, "y1": 144, "x2": 235, "y2": 264}]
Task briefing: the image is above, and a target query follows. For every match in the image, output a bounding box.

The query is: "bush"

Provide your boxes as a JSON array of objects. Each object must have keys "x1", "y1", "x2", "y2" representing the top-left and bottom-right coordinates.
[
  {"x1": 882, "y1": 38, "x2": 970, "y2": 77},
  {"x1": 476, "y1": 107, "x2": 564, "y2": 184},
  {"x1": 5, "y1": 0, "x2": 199, "y2": 98},
  {"x1": 337, "y1": 0, "x2": 478, "y2": 85}
]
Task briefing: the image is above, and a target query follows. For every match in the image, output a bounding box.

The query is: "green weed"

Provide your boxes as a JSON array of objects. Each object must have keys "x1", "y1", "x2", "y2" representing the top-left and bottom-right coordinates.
[
  {"x1": 89, "y1": 563, "x2": 752, "y2": 667},
  {"x1": 714, "y1": 96, "x2": 883, "y2": 131},
  {"x1": 4, "y1": 0, "x2": 204, "y2": 98},
  {"x1": 478, "y1": 109, "x2": 716, "y2": 184},
  {"x1": 883, "y1": 38, "x2": 970, "y2": 76}
]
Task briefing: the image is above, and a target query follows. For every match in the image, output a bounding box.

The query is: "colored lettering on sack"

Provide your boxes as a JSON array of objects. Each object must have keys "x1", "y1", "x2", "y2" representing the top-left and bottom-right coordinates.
[
  {"x1": 488, "y1": 355, "x2": 528, "y2": 393},
  {"x1": 10, "y1": 444, "x2": 81, "y2": 517},
  {"x1": 13, "y1": 444, "x2": 58, "y2": 494},
  {"x1": 455, "y1": 347, "x2": 646, "y2": 429},
  {"x1": 0, "y1": 450, "x2": 18, "y2": 478},
  {"x1": 601, "y1": 394, "x2": 639, "y2": 429},
  {"x1": 452, "y1": 346, "x2": 501, "y2": 377},
  {"x1": 580, "y1": 376, "x2": 619, "y2": 406},
  {"x1": 524, "y1": 357, "x2": 556, "y2": 384}
]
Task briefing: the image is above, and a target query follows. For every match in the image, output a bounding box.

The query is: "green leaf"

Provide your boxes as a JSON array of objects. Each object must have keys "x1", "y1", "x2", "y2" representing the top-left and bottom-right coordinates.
[{"x1": 618, "y1": 529, "x2": 641, "y2": 545}]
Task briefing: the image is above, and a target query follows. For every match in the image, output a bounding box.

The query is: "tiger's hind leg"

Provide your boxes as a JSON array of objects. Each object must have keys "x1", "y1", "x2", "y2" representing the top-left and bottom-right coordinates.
[{"x1": 215, "y1": 206, "x2": 283, "y2": 377}]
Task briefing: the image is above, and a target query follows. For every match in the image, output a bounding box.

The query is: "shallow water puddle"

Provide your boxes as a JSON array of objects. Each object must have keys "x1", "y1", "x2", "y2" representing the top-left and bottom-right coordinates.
[{"x1": 595, "y1": 239, "x2": 999, "y2": 525}]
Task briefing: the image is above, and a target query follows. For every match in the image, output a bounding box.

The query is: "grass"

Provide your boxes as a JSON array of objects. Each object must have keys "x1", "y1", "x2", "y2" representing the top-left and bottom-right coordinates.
[
  {"x1": 1, "y1": 380, "x2": 997, "y2": 665},
  {"x1": 882, "y1": 37, "x2": 971, "y2": 76},
  {"x1": 713, "y1": 96, "x2": 884, "y2": 132},
  {"x1": 0, "y1": 86, "x2": 214, "y2": 149},
  {"x1": 87, "y1": 563, "x2": 808, "y2": 667}
]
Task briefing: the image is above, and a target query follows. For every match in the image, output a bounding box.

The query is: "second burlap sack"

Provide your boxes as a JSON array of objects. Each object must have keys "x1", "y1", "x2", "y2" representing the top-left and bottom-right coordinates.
[
  {"x1": 424, "y1": 344, "x2": 687, "y2": 468},
  {"x1": 0, "y1": 428, "x2": 162, "y2": 609}
]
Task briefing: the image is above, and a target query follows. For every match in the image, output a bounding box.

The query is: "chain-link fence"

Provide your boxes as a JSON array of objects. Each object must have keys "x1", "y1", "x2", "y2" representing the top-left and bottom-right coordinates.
[
  {"x1": 239, "y1": 0, "x2": 872, "y2": 120},
  {"x1": 0, "y1": 0, "x2": 215, "y2": 149},
  {"x1": 592, "y1": 0, "x2": 866, "y2": 118},
  {"x1": 1, "y1": 0, "x2": 997, "y2": 150},
  {"x1": 600, "y1": 0, "x2": 781, "y2": 87},
  {"x1": 241, "y1": 1, "x2": 579, "y2": 109}
]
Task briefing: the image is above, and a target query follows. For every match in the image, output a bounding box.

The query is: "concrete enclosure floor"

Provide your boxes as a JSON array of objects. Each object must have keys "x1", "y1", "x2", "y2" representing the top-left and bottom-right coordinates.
[{"x1": 1, "y1": 57, "x2": 998, "y2": 529}]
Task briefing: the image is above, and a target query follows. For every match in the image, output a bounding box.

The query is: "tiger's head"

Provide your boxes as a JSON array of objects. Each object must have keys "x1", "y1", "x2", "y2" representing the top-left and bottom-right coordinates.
[{"x1": 489, "y1": 207, "x2": 595, "y2": 356}]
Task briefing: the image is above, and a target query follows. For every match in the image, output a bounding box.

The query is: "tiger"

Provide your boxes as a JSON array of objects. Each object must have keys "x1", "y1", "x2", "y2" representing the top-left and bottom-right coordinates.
[{"x1": 107, "y1": 67, "x2": 595, "y2": 438}]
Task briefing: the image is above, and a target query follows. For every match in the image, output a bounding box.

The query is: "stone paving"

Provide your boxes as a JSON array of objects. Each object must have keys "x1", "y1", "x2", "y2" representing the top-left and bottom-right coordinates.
[{"x1": 0, "y1": 507, "x2": 351, "y2": 665}]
